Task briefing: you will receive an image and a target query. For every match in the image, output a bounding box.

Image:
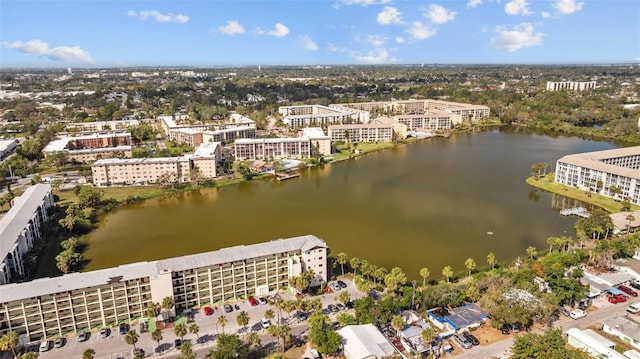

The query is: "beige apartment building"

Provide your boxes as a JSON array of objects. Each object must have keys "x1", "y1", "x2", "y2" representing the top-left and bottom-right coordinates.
[
  {"x1": 43, "y1": 133, "x2": 133, "y2": 163},
  {"x1": 394, "y1": 110, "x2": 462, "y2": 130},
  {"x1": 328, "y1": 124, "x2": 395, "y2": 143},
  {"x1": 65, "y1": 119, "x2": 140, "y2": 133},
  {"x1": 91, "y1": 142, "x2": 221, "y2": 186},
  {"x1": 234, "y1": 137, "x2": 312, "y2": 160},
  {"x1": 301, "y1": 128, "x2": 332, "y2": 157},
  {"x1": 0, "y1": 235, "x2": 328, "y2": 342},
  {"x1": 278, "y1": 105, "x2": 367, "y2": 129}
]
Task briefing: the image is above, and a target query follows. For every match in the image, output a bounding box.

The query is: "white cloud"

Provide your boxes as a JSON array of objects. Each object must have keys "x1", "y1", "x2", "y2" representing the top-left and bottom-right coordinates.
[
  {"x1": 425, "y1": 4, "x2": 457, "y2": 24},
  {"x1": 340, "y1": 0, "x2": 391, "y2": 6},
  {"x1": 352, "y1": 48, "x2": 397, "y2": 64},
  {"x1": 377, "y1": 6, "x2": 403, "y2": 25},
  {"x1": 217, "y1": 20, "x2": 245, "y2": 35},
  {"x1": 395, "y1": 36, "x2": 406, "y2": 44},
  {"x1": 407, "y1": 21, "x2": 437, "y2": 40},
  {"x1": 263, "y1": 23, "x2": 289, "y2": 37},
  {"x1": 541, "y1": 11, "x2": 551, "y2": 18},
  {"x1": 127, "y1": 10, "x2": 189, "y2": 23},
  {"x1": 552, "y1": 0, "x2": 584, "y2": 15},
  {"x1": 467, "y1": 0, "x2": 483, "y2": 9},
  {"x1": 2, "y1": 39, "x2": 95, "y2": 63},
  {"x1": 367, "y1": 35, "x2": 387, "y2": 47},
  {"x1": 504, "y1": 0, "x2": 532, "y2": 16},
  {"x1": 490, "y1": 23, "x2": 543, "y2": 52},
  {"x1": 301, "y1": 35, "x2": 318, "y2": 51}
]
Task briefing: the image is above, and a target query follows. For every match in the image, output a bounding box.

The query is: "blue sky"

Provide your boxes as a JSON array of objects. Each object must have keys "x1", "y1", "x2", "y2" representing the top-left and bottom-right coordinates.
[{"x1": 1, "y1": 0, "x2": 639, "y2": 68}]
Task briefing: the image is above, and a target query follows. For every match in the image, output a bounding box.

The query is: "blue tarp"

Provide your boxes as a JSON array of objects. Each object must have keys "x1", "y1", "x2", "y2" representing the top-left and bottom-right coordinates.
[{"x1": 608, "y1": 287, "x2": 626, "y2": 296}]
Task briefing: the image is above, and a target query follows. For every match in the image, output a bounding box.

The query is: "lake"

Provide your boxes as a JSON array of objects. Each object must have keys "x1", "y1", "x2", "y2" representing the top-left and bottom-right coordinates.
[{"x1": 82, "y1": 127, "x2": 617, "y2": 279}]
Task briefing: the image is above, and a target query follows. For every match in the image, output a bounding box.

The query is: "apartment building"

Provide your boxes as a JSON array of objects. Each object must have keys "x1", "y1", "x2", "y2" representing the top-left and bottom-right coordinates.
[
  {"x1": 91, "y1": 142, "x2": 221, "y2": 187},
  {"x1": 0, "y1": 235, "x2": 328, "y2": 341},
  {"x1": 301, "y1": 128, "x2": 332, "y2": 157},
  {"x1": 65, "y1": 120, "x2": 140, "y2": 133},
  {"x1": 372, "y1": 117, "x2": 408, "y2": 138},
  {"x1": 42, "y1": 133, "x2": 133, "y2": 163},
  {"x1": 393, "y1": 110, "x2": 461, "y2": 130},
  {"x1": 0, "y1": 184, "x2": 54, "y2": 285},
  {"x1": 555, "y1": 146, "x2": 640, "y2": 204},
  {"x1": 234, "y1": 137, "x2": 311, "y2": 160},
  {"x1": 330, "y1": 99, "x2": 490, "y2": 122},
  {"x1": 0, "y1": 139, "x2": 17, "y2": 161},
  {"x1": 278, "y1": 105, "x2": 366, "y2": 129},
  {"x1": 546, "y1": 81, "x2": 596, "y2": 92},
  {"x1": 328, "y1": 124, "x2": 395, "y2": 143}
]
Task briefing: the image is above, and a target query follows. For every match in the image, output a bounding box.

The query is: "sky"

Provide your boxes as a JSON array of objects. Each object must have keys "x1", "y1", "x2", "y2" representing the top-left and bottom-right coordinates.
[{"x1": 1, "y1": 0, "x2": 639, "y2": 68}]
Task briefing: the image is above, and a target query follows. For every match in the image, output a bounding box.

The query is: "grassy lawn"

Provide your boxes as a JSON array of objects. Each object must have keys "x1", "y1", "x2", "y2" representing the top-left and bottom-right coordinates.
[
  {"x1": 331, "y1": 141, "x2": 397, "y2": 162},
  {"x1": 56, "y1": 185, "x2": 168, "y2": 205},
  {"x1": 526, "y1": 173, "x2": 640, "y2": 213}
]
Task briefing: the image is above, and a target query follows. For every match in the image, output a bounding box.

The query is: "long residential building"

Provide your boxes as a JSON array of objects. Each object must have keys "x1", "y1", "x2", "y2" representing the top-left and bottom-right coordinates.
[
  {"x1": 65, "y1": 120, "x2": 140, "y2": 133},
  {"x1": 393, "y1": 110, "x2": 462, "y2": 130},
  {"x1": 169, "y1": 126, "x2": 257, "y2": 147},
  {"x1": 234, "y1": 137, "x2": 312, "y2": 160},
  {"x1": 91, "y1": 142, "x2": 221, "y2": 187},
  {"x1": 332, "y1": 99, "x2": 490, "y2": 121},
  {"x1": 555, "y1": 146, "x2": 640, "y2": 205},
  {"x1": 0, "y1": 184, "x2": 54, "y2": 285},
  {"x1": 42, "y1": 133, "x2": 133, "y2": 163},
  {"x1": 546, "y1": 81, "x2": 596, "y2": 92},
  {"x1": 279, "y1": 105, "x2": 368, "y2": 129},
  {"x1": 0, "y1": 234, "x2": 328, "y2": 341},
  {"x1": 328, "y1": 124, "x2": 395, "y2": 143}
]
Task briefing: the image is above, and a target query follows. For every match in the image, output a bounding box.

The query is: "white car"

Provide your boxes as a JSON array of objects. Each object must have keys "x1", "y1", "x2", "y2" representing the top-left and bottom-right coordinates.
[
  {"x1": 569, "y1": 309, "x2": 586, "y2": 319},
  {"x1": 628, "y1": 302, "x2": 640, "y2": 314},
  {"x1": 261, "y1": 318, "x2": 271, "y2": 329},
  {"x1": 39, "y1": 341, "x2": 51, "y2": 352}
]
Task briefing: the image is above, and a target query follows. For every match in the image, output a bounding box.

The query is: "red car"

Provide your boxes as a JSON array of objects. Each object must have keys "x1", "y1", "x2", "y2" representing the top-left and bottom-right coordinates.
[
  {"x1": 609, "y1": 294, "x2": 628, "y2": 304},
  {"x1": 204, "y1": 306, "x2": 213, "y2": 316},
  {"x1": 248, "y1": 296, "x2": 258, "y2": 306},
  {"x1": 618, "y1": 285, "x2": 638, "y2": 297}
]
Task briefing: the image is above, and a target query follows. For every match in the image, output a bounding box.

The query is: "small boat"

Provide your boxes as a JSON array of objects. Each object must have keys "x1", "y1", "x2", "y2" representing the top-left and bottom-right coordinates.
[{"x1": 487, "y1": 231, "x2": 494, "y2": 235}]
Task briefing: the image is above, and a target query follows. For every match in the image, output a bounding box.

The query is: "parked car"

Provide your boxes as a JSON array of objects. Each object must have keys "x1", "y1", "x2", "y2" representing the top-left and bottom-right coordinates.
[
  {"x1": 328, "y1": 282, "x2": 341, "y2": 292},
  {"x1": 453, "y1": 333, "x2": 473, "y2": 349},
  {"x1": 510, "y1": 323, "x2": 521, "y2": 333},
  {"x1": 224, "y1": 304, "x2": 233, "y2": 313},
  {"x1": 134, "y1": 348, "x2": 145, "y2": 356},
  {"x1": 234, "y1": 304, "x2": 240, "y2": 310},
  {"x1": 204, "y1": 306, "x2": 213, "y2": 316},
  {"x1": 609, "y1": 294, "x2": 628, "y2": 304},
  {"x1": 336, "y1": 303, "x2": 346, "y2": 311},
  {"x1": 77, "y1": 331, "x2": 88, "y2": 342},
  {"x1": 618, "y1": 285, "x2": 638, "y2": 297},
  {"x1": 174, "y1": 339, "x2": 182, "y2": 349},
  {"x1": 628, "y1": 302, "x2": 640, "y2": 314},
  {"x1": 558, "y1": 307, "x2": 570, "y2": 316},
  {"x1": 462, "y1": 332, "x2": 480, "y2": 346},
  {"x1": 310, "y1": 349, "x2": 322, "y2": 359},
  {"x1": 337, "y1": 280, "x2": 347, "y2": 288},
  {"x1": 295, "y1": 311, "x2": 308, "y2": 321},
  {"x1": 39, "y1": 341, "x2": 51, "y2": 352},
  {"x1": 569, "y1": 309, "x2": 587, "y2": 319},
  {"x1": 630, "y1": 281, "x2": 640, "y2": 290},
  {"x1": 100, "y1": 327, "x2": 110, "y2": 338},
  {"x1": 119, "y1": 322, "x2": 129, "y2": 335},
  {"x1": 501, "y1": 324, "x2": 511, "y2": 335},
  {"x1": 261, "y1": 318, "x2": 271, "y2": 329},
  {"x1": 328, "y1": 304, "x2": 339, "y2": 313},
  {"x1": 257, "y1": 297, "x2": 268, "y2": 305},
  {"x1": 248, "y1": 296, "x2": 258, "y2": 306},
  {"x1": 54, "y1": 337, "x2": 65, "y2": 348}
]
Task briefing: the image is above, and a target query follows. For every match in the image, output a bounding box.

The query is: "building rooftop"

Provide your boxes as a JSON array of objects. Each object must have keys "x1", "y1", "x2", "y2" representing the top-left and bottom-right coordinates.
[
  {"x1": 567, "y1": 328, "x2": 625, "y2": 359},
  {"x1": 301, "y1": 127, "x2": 328, "y2": 139},
  {"x1": 193, "y1": 142, "x2": 221, "y2": 157},
  {"x1": 0, "y1": 184, "x2": 51, "y2": 266},
  {"x1": 605, "y1": 315, "x2": 640, "y2": 341},
  {"x1": 0, "y1": 234, "x2": 326, "y2": 303},
  {"x1": 337, "y1": 324, "x2": 396, "y2": 359},
  {"x1": 92, "y1": 157, "x2": 182, "y2": 166},
  {"x1": 235, "y1": 137, "x2": 310, "y2": 144},
  {"x1": 557, "y1": 146, "x2": 640, "y2": 180}
]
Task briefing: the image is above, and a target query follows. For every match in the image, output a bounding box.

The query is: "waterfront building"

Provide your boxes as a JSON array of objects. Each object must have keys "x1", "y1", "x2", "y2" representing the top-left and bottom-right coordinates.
[
  {"x1": 393, "y1": 110, "x2": 461, "y2": 130},
  {"x1": 554, "y1": 146, "x2": 640, "y2": 205},
  {"x1": 278, "y1": 105, "x2": 367, "y2": 129},
  {"x1": 301, "y1": 128, "x2": 332, "y2": 157},
  {"x1": 234, "y1": 137, "x2": 311, "y2": 160},
  {"x1": 42, "y1": 133, "x2": 133, "y2": 163},
  {"x1": 546, "y1": 81, "x2": 596, "y2": 92},
  {"x1": 0, "y1": 184, "x2": 54, "y2": 285},
  {"x1": 372, "y1": 117, "x2": 408, "y2": 138},
  {"x1": 328, "y1": 124, "x2": 395, "y2": 143},
  {"x1": 65, "y1": 120, "x2": 139, "y2": 133},
  {"x1": 91, "y1": 142, "x2": 221, "y2": 187},
  {"x1": 164, "y1": 113, "x2": 257, "y2": 146},
  {"x1": 331, "y1": 99, "x2": 490, "y2": 122},
  {"x1": 0, "y1": 234, "x2": 327, "y2": 341}
]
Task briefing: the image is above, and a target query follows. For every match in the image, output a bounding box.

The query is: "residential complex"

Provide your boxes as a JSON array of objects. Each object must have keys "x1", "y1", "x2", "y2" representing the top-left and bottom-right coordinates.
[
  {"x1": 234, "y1": 137, "x2": 312, "y2": 161},
  {"x1": 42, "y1": 133, "x2": 132, "y2": 163},
  {"x1": 393, "y1": 110, "x2": 462, "y2": 131},
  {"x1": 162, "y1": 113, "x2": 257, "y2": 146},
  {"x1": 0, "y1": 184, "x2": 54, "y2": 285},
  {"x1": 328, "y1": 123, "x2": 396, "y2": 143},
  {"x1": 278, "y1": 105, "x2": 368, "y2": 129},
  {"x1": 331, "y1": 99, "x2": 490, "y2": 122},
  {"x1": 0, "y1": 234, "x2": 328, "y2": 342},
  {"x1": 301, "y1": 127, "x2": 332, "y2": 157},
  {"x1": 64, "y1": 119, "x2": 140, "y2": 133},
  {"x1": 91, "y1": 142, "x2": 221, "y2": 187},
  {"x1": 555, "y1": 146, "x2": 640, "y2": 205},
  {"x1": 546, "y1": 81, "x2": 597, "y2": 92}
]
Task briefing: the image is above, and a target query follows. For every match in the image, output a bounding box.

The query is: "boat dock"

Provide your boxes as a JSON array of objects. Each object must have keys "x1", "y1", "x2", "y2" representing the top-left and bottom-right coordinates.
[
  {"x1": 275, "y1": 172, "x2": 300, "y2": 181},
  {"x1": 560, "y1": 206, "x2": 590, "y2": 218}
]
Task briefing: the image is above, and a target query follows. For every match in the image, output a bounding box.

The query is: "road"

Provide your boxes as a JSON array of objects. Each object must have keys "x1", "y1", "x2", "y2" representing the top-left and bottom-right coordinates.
[{"x1": 35, "y1": 279, "x2": 363, "y2": 359}]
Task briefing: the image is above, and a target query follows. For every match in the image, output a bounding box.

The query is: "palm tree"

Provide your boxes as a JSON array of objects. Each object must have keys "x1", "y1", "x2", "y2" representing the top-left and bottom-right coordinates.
[
  {"x1": 442, "y1": 266, "x2": 453, "y2": 283},
  {"x1": 217, "y1": 315, "x2": 228, "y2": 334},
  {"x1": 264, "y1": 308, "x2": 275, "y2": 322},
  {"x1": 179, "y1": 341, "x2": 195, "y2": 359},
  {"x1": 124, "y1": 330, "x2": 139, "y2": 351},
  {"x1": 391, "y1": 315, "x2": 404, "y2": 335},
  {"x1": 349, "y1": 257, "x2": 362, "y2": 276},
  {"x1": 0, "y1": 331, "x2": 19, "y2": 358},
  {"x1": 188, "y1": 323, "x2": 200, "y2": 344},
  {"x1": 338, "y1": 290, "x2": 351, "y2": 306},
  {"x1": 277, "y1": 325, "x2": 291, "y2": 352},
  {"x1": 526, "y1": 246, "x2": 537, "y2": 260},
  {"x1": 236, "y1": 311, "x2": 250, "y2": 333},
  {"x1": 151, "y1": 329, "x2": 163, "y2": 354},
  {"x1": 336, "y1": 252, "x2": 348, "y2": 276},
  {"x1": 82, "y1": 348, "x2": 96, "y2": 359},
  {"x1": 173, "y1": 322, "x2": 187, "y2": 342},
  {"x1": 421, "y1": 327, "x2": 436, "y2": 345},
  {"x1": 419, "y1": 267, "x2": 430, "y2": 288},
  {"x1": 626, "y1": 214, "x2": 636, "y2": 234},
  {"x1": 246, "y1": 331, "x2": 261, "y2": 349},
  {"x1": 487, "y1": 252, "x2": 497, "y2": 269},
  {"x1": 162, "y1": 296, "x2": 175, "y2": 320},
  {"x1": 464, "y1": 258, "x2": 476, "y2": 279}
]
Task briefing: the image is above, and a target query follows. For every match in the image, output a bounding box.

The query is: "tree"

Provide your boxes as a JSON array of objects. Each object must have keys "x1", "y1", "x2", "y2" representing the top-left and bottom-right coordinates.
[
  {"x1": 465, "y1": 258, "x2": 476, "y2": 278},
  {"x1": 174, "y1": 322, "x2": 187, "y2": 341},
  {"x1": 337, "y1": 290, "x2": 351, "y2": 306},
  {"x1": 511, "y1": 328, "x2": 590, "y2": 359},
  {"x1": 0, "y1": 331, "x2": 19, "y2": 358},
  {"x1": 124, "y1": 330, "x2": 139, "y2": 350},
  {"x1": 391, "y1": 315, "x2": 404, "y2": 334},
  {"x1": 626, "y1": 214, "x2": 636, "y2": 235},
  {"x1": 384, "y1": 266, "x2": 407, "y2": 292},
  {"x1": 526, "y1": 246, "x2": 538, "y2": 260},
  {"x1": 151, "y1": 329, "x2": 163, "y2": 353},
  {"x1": 350, "y1": 257, "x2": 362, "y2": 276},
  {"x1": 442, "y1": 266, "x2": 454, "y2": 283},
  {"x1": 246, "y1": 331, "x2": 261, "y2": 349},
  {"x1": 336, "y1": 252, "x2": 348, "y2": 276},
  {"x1": 179, "y1": 341, "x2": 196, "y2": 359},
  {"x1": 146, "y1": 302, "x2": 161, "y2": 319},
  {"x1": 421, "y1": 327, "x2": 436, "y2": 345},
  {"x1": 207, "y1": 334, "x2": 249, "y2": 359},
  {"x1": 188, "y1": 323, "x2": 200, "y2": 344},
  {"x1": 76, "y1": 186, "x2": 104, "y2": 209},
  {"x1": 162, "y1": 296, "x2": 175, "y2": 319},
  {"x1": 236, "y1": 310, "x2": 250, "y2": 333},
  {"x1": 419, "y1": 267, "x2": 430, "y2": 288},
  {"x1": 264, "y1": 309, "x2": 275, "y2": 323},
  {"x1": 217, "y1": 315, "x2": 228, "y2": 334},
  {"x1": 487, "y1": 252, "x2": 497, "y2": 269},
  {"x1": 82, "y1": 348, "x2": 96, "y2": 359}
]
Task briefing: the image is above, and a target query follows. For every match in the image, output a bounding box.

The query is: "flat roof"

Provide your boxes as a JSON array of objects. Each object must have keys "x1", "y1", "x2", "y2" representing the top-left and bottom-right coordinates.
[
  {"x1": 328, "y1": 123, "x2": 393, "y2": 129},
  {"x1": 235, "y1": 137, "x2": 310, "y2": 144},
  {"x1": 0, "y1": 234, "x2": 326, "y2": 303},
  {"x1": 557, "y1": 146, "x2": 640, "y2": 180},
  {"x1": 337, "y1": 324, "x2": 396, "y2": 359},
  {"x1": 0, "y1": 184, "x2": 51, "y2": 265},
  {"x1": 301, "y1": 127, "x2": 328, "y2": 139},
  {"x1": 605, "y1": 316, "x2": 640, "y2": 341},
  {"x1": 92, "y1": 157, "x2": 181, "y2": 166},
  {"x1": 193, "y1": 142, "x2": 220, "y2": 157}
]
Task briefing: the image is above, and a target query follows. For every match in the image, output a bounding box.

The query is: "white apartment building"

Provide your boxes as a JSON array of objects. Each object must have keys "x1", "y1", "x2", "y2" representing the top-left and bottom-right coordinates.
[
  {"x1": 65, "y1": 120, "x2": 140, "y2": 133},
  {"x1": 555, "y1": 146, "x2": 640, "y2": 205},
  {"x1": 234, "y1": 137, "x2": 311, "y2": 160},
  {"x1": 301, "y1": 128, "x2": 332, "y2": 157},
  {"x1": 328, "y1": 124, "x2": 395, "y2": 143},
  {"x1": 546, "y1": 81, "x2": 597, "y2": 92},
  {"x1": 394, "y1": 110, "x2": 462, "y2": 130},
  {"x1": 0, "y1": 234, "x2": 328, "y2": 341},
  {"x1": 330, "y1": 99, "x2": 490, "y2": 122},
  {"x1": 0, "y1": 184, "x2": 54, "y2": 285},
  {"x1": 278, "y1": 105, "x2": 366, "y2": 129},
  {"x1": 91, "y1": 142, "x2": 221, "y2": 187}
]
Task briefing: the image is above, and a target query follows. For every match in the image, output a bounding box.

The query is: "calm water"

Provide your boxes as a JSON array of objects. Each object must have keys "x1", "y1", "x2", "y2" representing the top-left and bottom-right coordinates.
[{"x1": 83, "y1": 127, "x2": 616, "y2": 279}]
